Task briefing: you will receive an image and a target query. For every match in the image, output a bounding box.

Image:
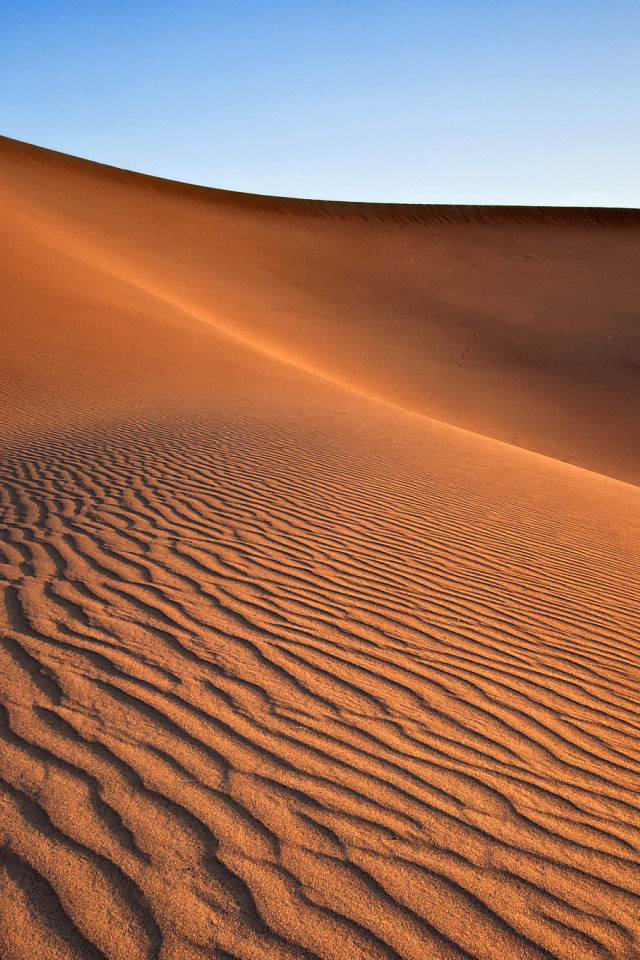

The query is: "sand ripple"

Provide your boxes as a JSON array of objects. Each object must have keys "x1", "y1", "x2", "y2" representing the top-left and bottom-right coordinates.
[{"x1": 1, "y1": 409, "x2": 639, "y2": 960}]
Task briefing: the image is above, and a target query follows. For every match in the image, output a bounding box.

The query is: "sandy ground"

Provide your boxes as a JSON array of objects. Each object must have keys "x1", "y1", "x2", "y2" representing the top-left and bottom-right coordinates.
[{"x1": 1, "y1": 135, "x2": 640, "y2": 960}]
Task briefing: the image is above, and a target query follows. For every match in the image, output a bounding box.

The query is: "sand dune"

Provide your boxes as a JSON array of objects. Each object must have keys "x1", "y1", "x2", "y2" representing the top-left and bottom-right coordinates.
[{"x1": 1, "y1": 137, "x2": 640, "y2": 960}]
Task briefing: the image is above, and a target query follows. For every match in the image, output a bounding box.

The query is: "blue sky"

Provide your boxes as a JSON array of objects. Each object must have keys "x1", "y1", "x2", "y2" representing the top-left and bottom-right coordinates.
[{"x1": 2, "y1": 1, "x2": 638, "y2": 204}]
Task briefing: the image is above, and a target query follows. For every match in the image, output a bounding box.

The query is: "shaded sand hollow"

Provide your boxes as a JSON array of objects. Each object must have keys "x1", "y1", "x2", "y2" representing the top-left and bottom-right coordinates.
[{"x1": 1, "y1": 135, "x2": 640, "y2": 960}]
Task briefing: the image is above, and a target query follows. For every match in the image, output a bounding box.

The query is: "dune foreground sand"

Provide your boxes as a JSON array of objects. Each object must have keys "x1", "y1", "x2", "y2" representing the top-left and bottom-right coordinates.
[{"x1": 1, "y1": 136, "x2": 640, "y2": 960}]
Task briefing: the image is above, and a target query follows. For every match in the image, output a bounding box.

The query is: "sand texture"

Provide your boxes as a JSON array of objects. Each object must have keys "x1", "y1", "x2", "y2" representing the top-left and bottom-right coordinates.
[{"x1": 1, "y1": 135, "x2": 640, "y2": 959}]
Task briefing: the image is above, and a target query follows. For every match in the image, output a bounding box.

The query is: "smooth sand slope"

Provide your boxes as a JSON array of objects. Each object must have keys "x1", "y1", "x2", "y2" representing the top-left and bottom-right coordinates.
[
  {"x1": 1, "y1": 137, "x2": 640, "y2": 960},
  {"x1": 2, "y1": 137, "x2": 640, "y2": 483}
]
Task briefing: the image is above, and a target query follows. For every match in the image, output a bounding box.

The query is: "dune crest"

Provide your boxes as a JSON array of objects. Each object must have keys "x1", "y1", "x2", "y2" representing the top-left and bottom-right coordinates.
[{"x1": 1, "y1": 137, "x2": 640, "y2": 960}]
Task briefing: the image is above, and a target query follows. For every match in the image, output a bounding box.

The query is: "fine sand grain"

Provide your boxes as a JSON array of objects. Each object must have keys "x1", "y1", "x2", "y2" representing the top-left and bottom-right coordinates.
[{"x1": 1, "y1": 136, "x2": 640, "y2": 960}]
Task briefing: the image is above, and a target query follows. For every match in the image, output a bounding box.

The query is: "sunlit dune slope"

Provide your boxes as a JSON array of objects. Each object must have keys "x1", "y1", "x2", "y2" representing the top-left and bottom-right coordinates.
[
  {"x1": 1, "y1": 135, "x2": 639, "y2": 482},
  {"x1": 1, "y1": 137, "x2": 640, "y2": 960}
]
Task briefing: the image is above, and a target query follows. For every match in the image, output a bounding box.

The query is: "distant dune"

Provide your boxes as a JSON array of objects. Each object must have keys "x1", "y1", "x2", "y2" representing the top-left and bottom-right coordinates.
[{"x1": 1, "y1": 136, "x2": 639, "y2": 960}]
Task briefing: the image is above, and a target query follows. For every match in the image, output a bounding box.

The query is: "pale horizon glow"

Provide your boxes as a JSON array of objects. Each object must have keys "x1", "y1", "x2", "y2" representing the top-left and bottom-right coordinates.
[{"x1": 2, "y1": 1, "x2": 639, "y2": 206}]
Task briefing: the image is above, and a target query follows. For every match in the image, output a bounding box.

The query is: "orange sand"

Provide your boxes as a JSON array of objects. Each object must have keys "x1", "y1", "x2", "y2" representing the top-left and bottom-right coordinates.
[{"x1": 1, "y1": 136, "x2": 639, "y2": 960}]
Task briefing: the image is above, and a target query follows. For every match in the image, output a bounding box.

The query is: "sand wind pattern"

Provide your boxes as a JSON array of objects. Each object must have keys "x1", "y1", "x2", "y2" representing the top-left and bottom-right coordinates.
[{"x1": 1, "y1": 411, "x2": 640, "y2": 960}]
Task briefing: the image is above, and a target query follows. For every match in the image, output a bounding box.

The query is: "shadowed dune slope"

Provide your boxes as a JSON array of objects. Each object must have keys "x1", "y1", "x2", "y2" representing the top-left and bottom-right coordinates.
[
  {"x1": 1, "y1": 138, "x2": 640, "y2": 960},
  {"x1": 1, "y1": 135, "x2": 639, "y2": 482}
]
